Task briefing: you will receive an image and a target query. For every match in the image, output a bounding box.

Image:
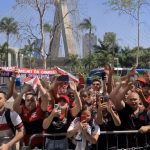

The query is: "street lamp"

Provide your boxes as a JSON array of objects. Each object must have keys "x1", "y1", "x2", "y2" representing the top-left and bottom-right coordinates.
[{"x1": 114, "y1": 57, "x2": 119, "y2": 75}]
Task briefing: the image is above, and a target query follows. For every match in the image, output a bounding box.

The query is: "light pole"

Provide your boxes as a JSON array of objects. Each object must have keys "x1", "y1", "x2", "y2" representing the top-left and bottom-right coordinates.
[
  {"x1": 114, "y1": 57, "x2": 119, "y2": 75},
  {"x1": 136, "y1": 0, "x2": 141, "y2": 66}
]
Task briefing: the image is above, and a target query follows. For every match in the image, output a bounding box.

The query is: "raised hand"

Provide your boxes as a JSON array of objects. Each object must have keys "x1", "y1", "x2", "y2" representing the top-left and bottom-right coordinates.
[
  {"x1": 51, "y1": 108, "x2": 61, "y2": 118},
  {"x1": 0, "y1": 144, "x2": 9, "y2": 150},
  {"x1": 69, "y1": 81, "x2": 77, "y2": 91},
  {"x1": 139, "y1": 126, "x2": 150, "y2": 134},
  {"x1": 98, "y1": 102, "x2": 108, "y2": 111},
  {"x1": 22, "y1": 84, "x2": 32, "y2": 94}
]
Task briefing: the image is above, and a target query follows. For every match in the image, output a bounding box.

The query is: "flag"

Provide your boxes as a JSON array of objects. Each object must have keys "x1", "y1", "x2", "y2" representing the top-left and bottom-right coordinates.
[{"x1": 23, "y1": 77, "x2": 39, "y2": 91}]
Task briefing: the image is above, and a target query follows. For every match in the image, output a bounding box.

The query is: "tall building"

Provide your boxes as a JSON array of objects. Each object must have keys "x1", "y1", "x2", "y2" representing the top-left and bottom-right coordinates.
[{"x1": 82, "y1": 33, "x2": 97, "y2": 58}]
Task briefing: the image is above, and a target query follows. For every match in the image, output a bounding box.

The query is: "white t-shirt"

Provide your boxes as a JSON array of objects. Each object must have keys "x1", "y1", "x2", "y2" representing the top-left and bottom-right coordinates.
[
  {"x1": 0, "y1": 109, "x2": 23, "y2": 149},
  {"x1": 68, "y1": 117, "x2": 100, "y2": 150}
]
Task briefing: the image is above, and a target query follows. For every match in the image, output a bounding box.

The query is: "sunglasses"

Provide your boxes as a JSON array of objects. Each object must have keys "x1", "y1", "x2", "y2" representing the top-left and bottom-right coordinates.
[{"x1": 93, "y1": 83, "x2": 100, "y2": 86}]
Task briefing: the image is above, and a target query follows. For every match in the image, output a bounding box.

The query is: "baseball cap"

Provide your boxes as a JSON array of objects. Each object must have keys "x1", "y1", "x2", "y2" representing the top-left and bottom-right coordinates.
[{"x1": 57, "y1": 95, "x2": 70, "y2": 104}]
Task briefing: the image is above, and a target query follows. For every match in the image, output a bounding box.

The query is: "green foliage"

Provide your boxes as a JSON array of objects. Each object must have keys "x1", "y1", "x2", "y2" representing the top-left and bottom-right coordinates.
[
  {"x1": 106, "y1": 0, "x2": 138, "y2": 12},
  {"x1": 78, "y1": 17, "x2": 95, "y2": 34},
  {"x1": 44, "y1": 23, "x2": 53, "y2": 34},
  {"x1": 0, "y1": 17, "x2": 18, "y2": 43},
  {"x1": 0, "y1": 42, "x2": 8, "y2": 63}
]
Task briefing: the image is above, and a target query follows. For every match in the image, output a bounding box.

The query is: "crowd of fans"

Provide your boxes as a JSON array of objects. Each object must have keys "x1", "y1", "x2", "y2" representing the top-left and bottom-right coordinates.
[{"x1": 0, "y1": 65, "x2": 150, "y2": 150}]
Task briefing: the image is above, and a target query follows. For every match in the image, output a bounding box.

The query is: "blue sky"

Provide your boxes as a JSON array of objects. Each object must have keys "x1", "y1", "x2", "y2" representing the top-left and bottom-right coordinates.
[{"x1": 0, "y1": 0, "x2": 150, "y2": 49}]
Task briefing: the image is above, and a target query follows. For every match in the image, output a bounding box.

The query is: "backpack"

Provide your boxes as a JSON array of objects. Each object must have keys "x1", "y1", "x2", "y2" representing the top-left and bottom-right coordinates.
[{"x1": 5, "y1": 108, "x2": 16, "y2": 135}]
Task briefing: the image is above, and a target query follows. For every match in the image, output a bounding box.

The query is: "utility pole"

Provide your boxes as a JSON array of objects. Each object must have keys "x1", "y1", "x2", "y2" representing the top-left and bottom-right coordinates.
[{"x1": 136, "y1": 0, "x2": 140, "y2": 66}]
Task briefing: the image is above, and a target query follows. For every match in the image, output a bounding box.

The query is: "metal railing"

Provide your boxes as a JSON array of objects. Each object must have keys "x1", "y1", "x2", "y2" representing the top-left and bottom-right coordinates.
[
  {"x1": 25, "y1": 130, "x2": 150, "y2": 150},
  {"x1": 100, "y1": 130, "x2": 150, "y2": 150}
]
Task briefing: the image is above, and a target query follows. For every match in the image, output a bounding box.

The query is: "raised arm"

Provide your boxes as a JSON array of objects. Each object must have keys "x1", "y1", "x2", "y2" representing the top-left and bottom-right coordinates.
[
  {"x1": 43, "y1": 108, "x2": 61, "y2": 129},
  {"x1": 106, "y1": 102, "x2": 121, "y2": 126},
  {"x1": 69, "y1": 81, "x2": 82, "y2": 117},
  {"x1": 6, "y1": 76, "x2": 15, "y2": 100},
  {"x1": 13, "y1": 84, "x2": 31, "y2": 114},
  {"x1": 37, "y1": 79, "x2": 50, "y2": 111},
  {"x1": 136, "y1": 88, "x2": 149, "y2": 108}
]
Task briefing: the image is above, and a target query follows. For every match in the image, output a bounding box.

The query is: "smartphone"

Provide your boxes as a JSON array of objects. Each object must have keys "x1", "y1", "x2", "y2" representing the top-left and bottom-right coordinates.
[
  {"x1": 54, "y1": 104, "x2": 59, "y2": 109},
  {"x1": 134, "y1": 82, "x2": 141, "y2": 88},
  {"x1": 80, "y1": 115, "x2": 87, "y2": 123},
  {"x1": 101, "y1": 95, "x2": 110, "y2": 102},
  {"x1": 101, "y1": 72, "x2": 106, "y2": 80}
]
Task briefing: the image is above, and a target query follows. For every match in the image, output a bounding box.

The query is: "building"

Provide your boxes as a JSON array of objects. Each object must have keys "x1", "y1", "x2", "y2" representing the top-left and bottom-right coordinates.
[
  {"x1": 7, "y1": 47, "x2": 23, "y2": 67},
  {"x1": 82, "y1": 33, "x2": 97, "y2": 58}
]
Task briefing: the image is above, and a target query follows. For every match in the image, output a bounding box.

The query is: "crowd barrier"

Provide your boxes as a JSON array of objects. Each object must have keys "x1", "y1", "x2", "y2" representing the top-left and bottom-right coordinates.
[
  {"x1": 100, "y1": 130, "x2": 150, "y2": 150},
  {"x1": 26, "y1": 130, "x2": 150, "y2": 150},
  {"x1": 2, "y1": 130, "x2": 150, "y2": 150}
]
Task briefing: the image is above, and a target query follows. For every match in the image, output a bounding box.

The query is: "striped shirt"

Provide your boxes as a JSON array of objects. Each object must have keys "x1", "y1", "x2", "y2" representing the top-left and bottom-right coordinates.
[{"x1": 0, "y1": 109, "x2": 23, "y2": 148}]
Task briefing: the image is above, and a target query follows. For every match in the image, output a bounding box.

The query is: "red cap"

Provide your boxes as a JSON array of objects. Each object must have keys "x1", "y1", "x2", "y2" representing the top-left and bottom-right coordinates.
[
  {"x1": 136, "y1": 78, "x2": 147, "y2": 84},
  {"x1": 58, "y1": 95, "x2": 70, "y2": 104}
]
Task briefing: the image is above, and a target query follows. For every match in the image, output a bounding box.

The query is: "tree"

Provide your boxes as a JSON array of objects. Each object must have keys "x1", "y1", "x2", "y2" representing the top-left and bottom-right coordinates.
[
  {"x1": 0, "y1": 17, "x2": 18, "y2": 44},
  {"x1": 16, "y1": 0, "x2": 77, "y2": 69},
  {"x1": 65, "y1": 54, "x2": 83, "y2": 73},
  {"x1": 93, "y1": 32, "x2": 120, "y2": 66},
  {"x1": 93, "y1": 39, "x2": 113, "y2": 66},
  {"x1": 79, "y1": 17, "x2": 95, "y2": 70},
  {"x1": 106, "y1": 0, "x2": 149, "y2": 66},
  {"x1": 16, "y1": 0, "x2": 52, "y2": 69},
  {"x1": 43, "y1": 23, "x2": 54, "y2": 67},
  {"x1": 0, "y1": 17, "x2": 18, "y2": 66},
  {"x1": 0, "y1": 42, "x2": 8, "y2": 66},
  {"x1": 19, "y1": 40, "x2": 35, "y2": 68}
]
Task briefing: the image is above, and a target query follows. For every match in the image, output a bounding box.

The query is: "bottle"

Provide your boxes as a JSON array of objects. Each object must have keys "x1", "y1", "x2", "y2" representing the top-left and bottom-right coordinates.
[{"x1": 15, "y1": 74, "x2": 21, "y2": 92}]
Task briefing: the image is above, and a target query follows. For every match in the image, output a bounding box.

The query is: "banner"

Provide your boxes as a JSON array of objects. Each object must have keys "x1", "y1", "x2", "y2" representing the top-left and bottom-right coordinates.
[
  {"x1": 0, "y1": 67, "x2": 57, "y2": 78},
  {"x1": 0, "y1": 66, "x2": 79, "y2": 83}
]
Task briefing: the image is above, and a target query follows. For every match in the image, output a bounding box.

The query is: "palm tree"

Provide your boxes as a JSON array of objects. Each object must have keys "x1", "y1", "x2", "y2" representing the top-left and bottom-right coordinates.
[
  {"x1": 0, "y1": 42, "x2": 8, "y2": 66},
  {"x1": 65, "y1": 54, "x2": 82, "y2": 73},
  {"x1": 0, "y1": 17, "x2": 18, "y2": 45},
  {"x1": 79, "y1": 17, "x2": 95, "y2": 70},
  {"x1": 19, "y1": 40, "x2": 34, "y2": 68},
  {"x1": 93, "y1": 39, "x2": 113, "y2": 65},
  {"x1": 0, "y1": 17, "x2": 18, "y2": 66}
]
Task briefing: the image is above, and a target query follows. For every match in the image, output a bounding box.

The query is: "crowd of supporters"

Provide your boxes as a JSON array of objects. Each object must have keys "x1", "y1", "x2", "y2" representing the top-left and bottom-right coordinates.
[{"x1": 0, "y1": 65, "x2": 150, "y2": 150}]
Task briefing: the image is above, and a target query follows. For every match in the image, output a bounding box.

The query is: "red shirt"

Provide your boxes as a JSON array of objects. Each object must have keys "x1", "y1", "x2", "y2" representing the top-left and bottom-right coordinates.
[{"x1": 20, "y1": 102, "x2": 45, "y2": 148}]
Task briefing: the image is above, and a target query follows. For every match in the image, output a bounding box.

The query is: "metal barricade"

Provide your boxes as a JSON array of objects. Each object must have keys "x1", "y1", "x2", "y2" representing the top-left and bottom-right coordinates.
[
  {"x1": 100, "y1": 130, "x2": 150, "y2": 150},
  {"x1": 27, "y1": 133, "x2": 66, "y2": 150},
  {"x1": 0, "y1": 137, "x2": 16, "y2": 150},
  {"x1": 26, "y1": 131, "x2": 150, "y2": 150}
]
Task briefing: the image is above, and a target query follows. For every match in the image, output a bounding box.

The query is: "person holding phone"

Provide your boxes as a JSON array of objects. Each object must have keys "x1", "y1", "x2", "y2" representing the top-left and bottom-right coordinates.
[
  {"x1": 43, "y1": 95, "x2": 72, "y2": 150},
  {"x1": 96, "y1": 99, "x2": 121, "y2": 150},
  {"x1": 67, "y1": 109, "x2": 100, "y2": 150}
]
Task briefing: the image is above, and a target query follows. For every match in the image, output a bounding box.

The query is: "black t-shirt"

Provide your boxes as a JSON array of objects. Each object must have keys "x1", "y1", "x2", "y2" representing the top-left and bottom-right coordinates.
[
  {"x1": 100, "y1": 112, "x2": 118, "y2": 131},
  {"x1": 117, "y1": 103, "x2": 134, "y2": 130},
  {"x1": 46, "y1": 110, "x2": 71, "y2": 140}
]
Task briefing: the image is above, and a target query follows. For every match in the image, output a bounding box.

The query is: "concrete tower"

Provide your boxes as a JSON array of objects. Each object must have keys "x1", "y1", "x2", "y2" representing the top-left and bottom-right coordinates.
[{"x1": 50, "y1": 0, "x2": 82, "y2": 60}]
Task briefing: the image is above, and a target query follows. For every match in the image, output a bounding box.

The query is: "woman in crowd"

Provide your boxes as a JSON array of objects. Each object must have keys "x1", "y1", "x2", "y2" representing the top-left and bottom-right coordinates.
[{"x1": 67, "y1": 108, "x2": 100, "y2": 150}]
